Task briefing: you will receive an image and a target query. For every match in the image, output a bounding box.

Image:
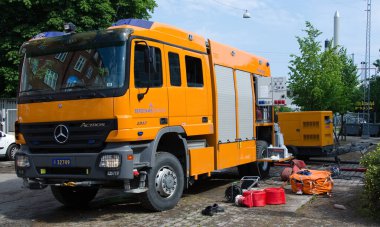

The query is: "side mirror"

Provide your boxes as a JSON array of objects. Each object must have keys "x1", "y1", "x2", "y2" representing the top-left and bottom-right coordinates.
[
  {"x1": 18, "y1": 56, "x2": 25, "y2": 98},
  {"x1": 135, "y1": 40, "x2": 152, "y2": 101}
]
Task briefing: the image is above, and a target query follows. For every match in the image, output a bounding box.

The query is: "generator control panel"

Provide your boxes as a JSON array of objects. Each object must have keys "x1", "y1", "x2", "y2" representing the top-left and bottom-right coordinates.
[
  {"x1": 255, "y1": 76, "x2": 273, "y2": 106},
  {"x1": 255, "y1": 76, "x2": 287, "y2": 106},
  {"x1": 272, "y1": 77, "x2": 287, "y2": 105}
]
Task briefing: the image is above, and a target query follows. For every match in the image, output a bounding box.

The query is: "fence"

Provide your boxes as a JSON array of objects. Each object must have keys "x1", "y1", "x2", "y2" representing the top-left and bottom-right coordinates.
[
  {"x1": 0, "y1": 98, "x2": 16, "y2": 110},
  {"x1": 0, "y1": 98, "x2": 17, "y2": 133}
]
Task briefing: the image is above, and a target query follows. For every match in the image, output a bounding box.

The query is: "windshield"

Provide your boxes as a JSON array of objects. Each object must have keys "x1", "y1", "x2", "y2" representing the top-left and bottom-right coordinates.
[
  {"x1": 18, "y1": 28, "x2": 131, "y2": 101},
  {"x1": 20, "y1": 44, "x2": 126, "y2": 96}
]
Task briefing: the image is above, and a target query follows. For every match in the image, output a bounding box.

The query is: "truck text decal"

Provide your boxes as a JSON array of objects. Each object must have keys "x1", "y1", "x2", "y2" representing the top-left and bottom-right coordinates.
[{"x1": 134, "y1": 104, "x2": 166, "y2": 114}]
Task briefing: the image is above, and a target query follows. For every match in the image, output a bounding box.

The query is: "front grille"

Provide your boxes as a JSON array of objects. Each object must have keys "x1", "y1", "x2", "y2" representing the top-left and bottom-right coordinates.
[
  {"x1": 20, "y1": 119, "x2": 117, "y2": 153},
  {"x1": 36, "y1": 167, "x2": 90, "y2": 175}
]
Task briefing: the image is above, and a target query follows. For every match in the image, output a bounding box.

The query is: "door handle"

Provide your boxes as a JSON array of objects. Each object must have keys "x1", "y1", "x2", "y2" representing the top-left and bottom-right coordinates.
[
  {"x1": 202, "y1": 117, "x2": 208, "y2": 123},
  {"x1": 160, "y1": 118, "x2": 168, "y2": 125}
]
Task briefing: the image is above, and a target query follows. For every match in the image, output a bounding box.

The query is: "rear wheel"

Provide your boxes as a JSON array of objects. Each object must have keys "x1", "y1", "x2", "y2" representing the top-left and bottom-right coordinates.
[
  {"x1": 6, "y1": 143, "x2": 19, "y2": 161},
  {"x1": 139, "y1": 152, "x2": 184, "y2": 211},
  {"x1": 238, "y1": 140, "x2": 270, "y2": 178},
  {"x1": 51, "y1": 186, "x2": 99, "y2": 207}
]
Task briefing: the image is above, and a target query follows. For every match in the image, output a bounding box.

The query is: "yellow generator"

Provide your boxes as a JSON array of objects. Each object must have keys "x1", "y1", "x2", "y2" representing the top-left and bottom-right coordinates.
[{"x1": 277, "y1": 111, "x2": 334, "y2": 157}]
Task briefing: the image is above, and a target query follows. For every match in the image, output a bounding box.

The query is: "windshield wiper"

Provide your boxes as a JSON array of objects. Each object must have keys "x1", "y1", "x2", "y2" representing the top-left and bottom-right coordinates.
[
  {"x1": 60, "y1": 84, "x2": 106, "y2": 97},
  {"x1": 19, "y1": 88, "x2": 51, "y2": 93}
]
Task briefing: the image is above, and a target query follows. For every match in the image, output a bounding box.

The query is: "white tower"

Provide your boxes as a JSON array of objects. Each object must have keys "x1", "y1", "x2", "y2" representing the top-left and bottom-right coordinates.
[{"x1": 334, "y1": 10, "x2": 340, "y2": 47}]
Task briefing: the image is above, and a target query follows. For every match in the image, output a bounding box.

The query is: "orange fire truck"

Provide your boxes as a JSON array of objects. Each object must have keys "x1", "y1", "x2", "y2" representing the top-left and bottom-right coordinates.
[{"x1": 15, "y1": 19, "x2": 288, "y2": 211}]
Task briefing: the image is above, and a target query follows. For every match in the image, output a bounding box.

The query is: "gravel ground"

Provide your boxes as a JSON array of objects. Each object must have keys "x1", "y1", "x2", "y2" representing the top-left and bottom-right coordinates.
[{"x1": 0, "y1": 136, "x2": 379, "y2": 226}]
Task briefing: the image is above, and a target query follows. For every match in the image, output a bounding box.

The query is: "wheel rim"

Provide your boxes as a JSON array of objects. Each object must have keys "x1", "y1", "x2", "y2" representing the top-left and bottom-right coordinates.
[
  {"x1": 261, "y1": 159, "x2": 269, "y2": 170},
  {"x1": 155, "y1": 166, "x2": 177, "y2": 198},
  {"x1": 10, "y1": 146, "x2": 18, "y2": 160}
]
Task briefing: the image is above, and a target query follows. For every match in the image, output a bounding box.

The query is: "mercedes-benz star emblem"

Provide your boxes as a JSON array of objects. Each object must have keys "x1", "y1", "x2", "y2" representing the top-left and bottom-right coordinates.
[{"x1": 54, "y1": 125, "x2": 69, "y2": 144}]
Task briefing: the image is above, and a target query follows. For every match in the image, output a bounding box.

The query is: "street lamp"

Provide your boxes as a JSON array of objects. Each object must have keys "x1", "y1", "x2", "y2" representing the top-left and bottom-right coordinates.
[
  {"x1": 243, "y1": 10, "x2": 251, "y2": 18},
  {"x1": 211, "y1": 0, "x2": 251, "y2": 19}
]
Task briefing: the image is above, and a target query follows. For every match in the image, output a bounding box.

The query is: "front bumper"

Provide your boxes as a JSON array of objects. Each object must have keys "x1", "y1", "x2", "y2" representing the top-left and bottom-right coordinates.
[{"x1": 15, "y1": 143, "x2": 135, "y2": 180}]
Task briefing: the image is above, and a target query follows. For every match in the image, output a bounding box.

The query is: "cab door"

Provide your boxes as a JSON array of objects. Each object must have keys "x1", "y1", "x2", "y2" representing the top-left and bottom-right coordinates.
[
  {"x1": 129, "y1": 40, "x2": 168, "y2": 138},
  {"x1": 163, "y1": 45, "x2": 187, "y2": 126},
  {"x1": 184, "y1": 53, "x2": 209, "y2": 134}
]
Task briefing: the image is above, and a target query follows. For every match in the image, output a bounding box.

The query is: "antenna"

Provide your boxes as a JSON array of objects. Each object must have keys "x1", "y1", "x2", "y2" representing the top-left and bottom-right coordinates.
[{"x1": 362, "y1": 0, "x2": 371, "y2": 138}]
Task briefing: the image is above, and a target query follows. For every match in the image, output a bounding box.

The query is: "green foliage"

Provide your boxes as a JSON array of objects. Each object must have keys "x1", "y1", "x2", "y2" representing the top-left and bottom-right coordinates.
[
  {"x1": 0, "y1": 0, "x2": 157, "y2": 98},
  {"x1": 275, "y1": 106, "x2": 293, "y2": 113},
  {"x1": 374, "y1": 59, "x2": 380, "y2": 74},
  {"x1": 338, "y1": 48, "x2": 361, "y2": 112},
  {"x1": 288, "y1": 21, "x2": 359, "y2": 113},
  {"x1": 360, "y1": 145, "x2": 380, "y2": 217},
  {"x1": 369, "y1": 76, "x2": 380, "y2": 121}
]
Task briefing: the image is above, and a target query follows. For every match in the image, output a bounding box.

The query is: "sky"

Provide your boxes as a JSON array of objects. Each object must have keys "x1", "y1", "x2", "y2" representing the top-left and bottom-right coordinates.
[{"x1": 151, "y1": 0, "x2": 380, "y2": 78}]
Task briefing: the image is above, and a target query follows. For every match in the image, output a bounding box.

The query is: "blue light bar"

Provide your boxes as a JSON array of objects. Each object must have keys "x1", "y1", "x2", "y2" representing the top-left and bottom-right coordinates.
[
  {"x1": 32, "y1": 31, "x2": 66, "y2": 40},
  {"x1": 112, "y1": 18, "x2": 153, "y2": 29}
]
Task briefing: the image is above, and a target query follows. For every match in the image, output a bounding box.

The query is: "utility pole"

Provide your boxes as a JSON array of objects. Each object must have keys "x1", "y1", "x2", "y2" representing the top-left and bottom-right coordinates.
[{"x1": 362, "y1": 0, "x2": 371, "y2": 139}]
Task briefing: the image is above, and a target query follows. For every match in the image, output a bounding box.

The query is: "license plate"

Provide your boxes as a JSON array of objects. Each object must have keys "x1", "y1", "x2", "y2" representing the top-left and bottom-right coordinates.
[{"x1": 52, "y1": 158, "x2": 71, "y2": 167}]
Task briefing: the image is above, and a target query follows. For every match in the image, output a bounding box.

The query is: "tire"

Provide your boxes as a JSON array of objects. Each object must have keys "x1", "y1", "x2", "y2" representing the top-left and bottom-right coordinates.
[
  {"x1": 287, "y1": 146, "x2": 298, "y2": 157},
  {"x1": 6, "y1": 143, "x2": 19, "y2": 161},
  {"x1": 51, "y1": 186, "x2": 99, "y2": 207},
  {"x1": 139, "y1": 152, "x2": 184, "y2": 211},
  {"x1": 296, "y1": 156, "x2": 310, "y2": 161},
  {"x1": 237, "y1": 140, "x2": 270, "y2": 178}
]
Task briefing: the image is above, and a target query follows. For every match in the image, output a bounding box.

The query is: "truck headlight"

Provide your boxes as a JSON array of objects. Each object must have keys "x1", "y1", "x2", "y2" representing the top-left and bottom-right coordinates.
[
  {"x1": 99, "y1": 154, "x2": 120, "y2": 168},
  {"x1": 16, "y1": 155, "x2": 30, "y2": 168}
]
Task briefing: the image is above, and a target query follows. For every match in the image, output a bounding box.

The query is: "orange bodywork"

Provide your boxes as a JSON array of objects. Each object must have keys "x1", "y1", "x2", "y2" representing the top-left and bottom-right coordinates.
[{"x1": 17, "y1": 20, "x2": 273, "y2": 178}]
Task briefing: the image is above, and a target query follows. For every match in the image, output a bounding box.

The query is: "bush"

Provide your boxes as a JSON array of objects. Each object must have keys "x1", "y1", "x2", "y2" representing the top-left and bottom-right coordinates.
[{"x1": 360, "y1": 145, "x2": 380, "y2": 217}]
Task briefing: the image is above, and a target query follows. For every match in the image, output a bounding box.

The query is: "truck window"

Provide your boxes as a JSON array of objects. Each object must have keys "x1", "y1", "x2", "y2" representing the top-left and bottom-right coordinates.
[
  {"x1": 134, "y1": 45, "x2": 163, "y2": 88},
  {"x1": 168, "y1": 52, "x2": 181, "y2": 86},
  {"x1": 185, "y1": 56, "x2": 203, "y2": 87}
]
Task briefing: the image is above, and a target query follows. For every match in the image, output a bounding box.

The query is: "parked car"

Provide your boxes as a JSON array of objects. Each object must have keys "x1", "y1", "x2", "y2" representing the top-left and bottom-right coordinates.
[{"x1": 0, "y1": 131, "x2": 19, "y2": 161}]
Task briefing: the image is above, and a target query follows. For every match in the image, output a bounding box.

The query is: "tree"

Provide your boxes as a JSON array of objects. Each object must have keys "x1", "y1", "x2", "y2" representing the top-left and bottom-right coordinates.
[
  {"x1": 288, "y1": 21, "x2": 359, "y2": 114},
  {"x1": 374, "y1": 59, "x2": 380, "y2": 75},
  {"x1": 369, "y1": 76, "x2": 380, "y2": 122},
  {"x1": 0, "y1": 0, "x2": 157, "y2": 98},
  {"x1": 275, "y1": 106, "x2": 294, "y2": 113},
  {"x1": 337, "y1": 48, "x2": 360, "y2": 113}
]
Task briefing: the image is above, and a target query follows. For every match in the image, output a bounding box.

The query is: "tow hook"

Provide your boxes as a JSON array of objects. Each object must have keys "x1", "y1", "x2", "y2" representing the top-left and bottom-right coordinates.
[
  {"x1": 124, "y1": 170, "x2": 148, "y2": 193},
  {"x1": 139, "y1": 171, "x2": 147, "y2": 189},
  {"x1": 55, "y1": 181, "x2": 100, "y2": 187},
  {"x1": 62, "y1": 182, "x2": 76, "y2": 187}
]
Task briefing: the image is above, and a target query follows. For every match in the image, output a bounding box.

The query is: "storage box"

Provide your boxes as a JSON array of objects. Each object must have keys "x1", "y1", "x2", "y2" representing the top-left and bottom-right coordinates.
[{"x1": 267, "y1": 147, "x2": 286, "y2": 159}]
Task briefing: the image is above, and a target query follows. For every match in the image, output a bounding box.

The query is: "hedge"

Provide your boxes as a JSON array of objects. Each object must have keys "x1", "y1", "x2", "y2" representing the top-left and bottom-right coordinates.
[{"x1": 360, "y1": 145, "x2": 380, "y2": 217}]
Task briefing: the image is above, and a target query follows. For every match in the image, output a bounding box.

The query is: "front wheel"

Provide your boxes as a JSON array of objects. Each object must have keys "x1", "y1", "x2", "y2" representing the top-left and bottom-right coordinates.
[
  {"x1": 139, "y1": 152, "x2": 184, "y2": 211},
  {"x1": 51, "y1": 186, "x2": 99, "y2": 207}
]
